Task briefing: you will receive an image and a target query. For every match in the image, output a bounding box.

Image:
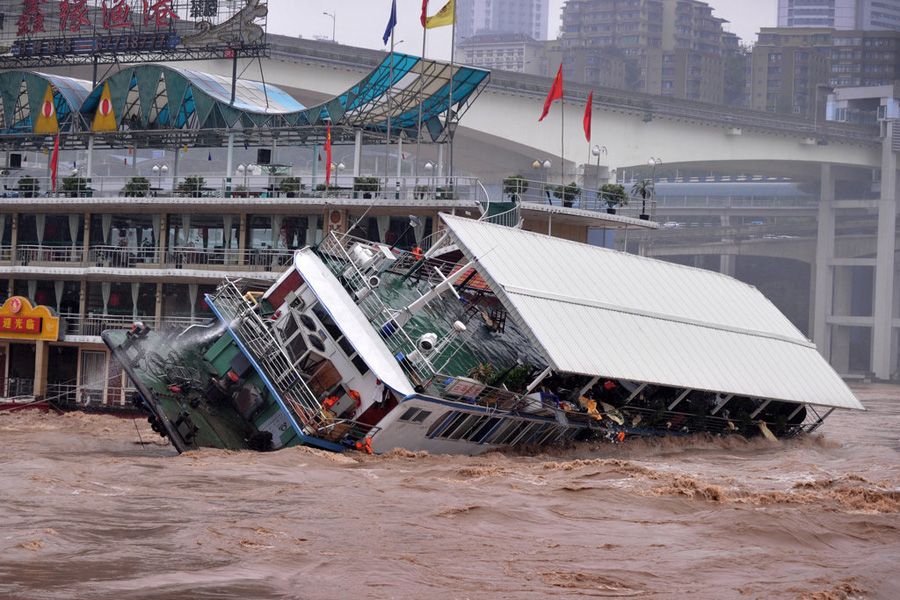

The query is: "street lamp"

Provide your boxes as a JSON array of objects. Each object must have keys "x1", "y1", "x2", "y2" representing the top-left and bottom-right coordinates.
[
  {"x1": 532, "y1": 159, "x2": 551, "y2": 203},
  {"x1": 591, "y1": 145, "x2": 607, "y2": 193},
  {"x1": 151, "y1": 164, "x2": 168, "y2": 191},
  {"x1": 322, "y1": 11, "x2": 336, "y2": 42}
]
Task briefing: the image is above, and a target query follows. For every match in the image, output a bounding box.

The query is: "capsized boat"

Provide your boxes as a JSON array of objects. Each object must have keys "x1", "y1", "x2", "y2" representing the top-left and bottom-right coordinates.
[{"x1": 103, "y1": 214, "x2": 864, "y2": 454}]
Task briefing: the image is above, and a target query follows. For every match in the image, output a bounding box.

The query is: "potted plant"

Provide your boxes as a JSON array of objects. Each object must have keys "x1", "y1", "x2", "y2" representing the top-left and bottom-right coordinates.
[
  {"x1": 600, "y1": 183, "x2": 628, "y2": 214},
  {"x1": 16, "y1": 176, "x2": 39, "y2": 198},
  {"x1": 353, "y1": 176, "x2": 380, "y2": 199},
  {"x1": 121, "y1": 176, "x2": 151, "y2": 198},
  {"x1": 502, "y1": 174, "x2": 529, "y2": 202},
  {"x1": 553, "y1": 181, "x2": 581, "y2": 208},
  {"x1": 278, "y1": 176, "x2": 302, "y2": 198},
  {"x1": 177, "y1": 175, "x2": 206, "y2": 198},
  {"x1": 414, "y1": 184, "x2": 431, "y2": 200},
  {"x1": 61, "y1": 176, "x2": 91, "y2": 198},
  {"x1": 631, "y1": 179, "x2": 653, "y2": 220},
  {"x1": 231, "y1": 184, "x2": 249, "y2": 198}
]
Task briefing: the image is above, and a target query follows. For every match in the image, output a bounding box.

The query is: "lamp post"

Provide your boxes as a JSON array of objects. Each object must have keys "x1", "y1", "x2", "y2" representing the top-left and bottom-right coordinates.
[
  {"x1": 152, "y1": 164, "x2": 168, "y2": 192},
  {"x1": 532, "y1": 159, "x2": 551, "y2": 203},
  {"x1": 591, "y1": 145, "x2": 607, "y2": 203},
  {"x1": 425, "y1": 161, "x2": 434, "y2": 196},
  {"x1": 322, "y1": 11, "x2": 336, "y2": 42},
  {"x1": 642, "y1": 157, "x2": 662, "y2": 220}
]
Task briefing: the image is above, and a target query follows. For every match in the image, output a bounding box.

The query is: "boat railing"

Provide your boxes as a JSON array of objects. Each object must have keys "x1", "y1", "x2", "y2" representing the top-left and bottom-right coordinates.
[
  {"x1": 207, "y1": 279, "x2": 325, "y2": 428},
  {"x1": 427, "y1": 373, "x2": 559, "y2": 414},
  {"x1": 317, "y1": 233, "x2": 440, "y2": 384}
]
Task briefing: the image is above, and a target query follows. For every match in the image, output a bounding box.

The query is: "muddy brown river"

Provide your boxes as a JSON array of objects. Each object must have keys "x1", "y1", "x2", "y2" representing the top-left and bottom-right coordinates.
[{"x1": 1, "y1": 384, "x2": 898, "y2": 599}]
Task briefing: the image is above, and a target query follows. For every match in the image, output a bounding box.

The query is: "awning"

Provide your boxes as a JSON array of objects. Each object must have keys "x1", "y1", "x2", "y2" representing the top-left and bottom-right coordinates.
[{"x1": 440, "y1": 214, "x2": 863, "y2": 411}]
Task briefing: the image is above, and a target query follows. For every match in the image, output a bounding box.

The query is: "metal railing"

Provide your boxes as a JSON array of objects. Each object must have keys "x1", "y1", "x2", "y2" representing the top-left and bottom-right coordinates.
[
  {"x1": 59, "y1": 312, "x2": 210, "y2": 337},
  {"x1": 166, "y1": 246, "x2": 294, "y2": 269},
  {"x1": 428, "y1": 373, "x2": 557, "y2": 414},
  {"x1": 0, "y1": 245, "x2": 12, "y2": 262},
  {"x1": 0, "y1": 174, "x2": 485, "y2": 203},
  {"x1": 1, "y1": 378, "x2": 34, "y2": 399},
  {"x1": 508, "y1": 179, "x2": 657, "y2": 220},
  {"x1": 208, "y1": 280, "x2": 327, "y2": 428},
  {"x1": 15, "y1": 244, "x2": 82, "y2": 263},
  {"x1": 88, "y1": 245, "x2": 162, "y2": 266}
]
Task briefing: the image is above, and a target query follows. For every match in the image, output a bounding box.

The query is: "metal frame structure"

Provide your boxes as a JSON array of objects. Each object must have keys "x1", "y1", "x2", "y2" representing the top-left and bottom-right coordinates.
[{"x1": 0, "y1": 52, "x2": 490, "y2": 151}]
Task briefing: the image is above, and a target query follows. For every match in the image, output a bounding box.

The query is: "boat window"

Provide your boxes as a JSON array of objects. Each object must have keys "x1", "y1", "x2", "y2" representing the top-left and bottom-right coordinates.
[
  {"x1": 510, "y1": 422, "x2": 538, "y2": 446},
  {"x1": 446, "y1": 414, "x2": 482, "y2": 440},
  {"x1": 286, "y1": 332, "x2": 308, "y2": 363},
  {"x1": 280, "y1": 314, "x2": 299, "y2": 341},
  {"x1": 426, "y1": 411, "x2": 454, "y2": 437},
  {"x1": 438, "y1": 412, "x2": 470, "y2": 439},
  {"x1": 399, "y1": 407, "x2": 419, "y2": 421},
  {"x1": 308, "y1": 334, "x2": 326, "y2": 353},
  {"x1": 351, "y1": 355, "x2": 370, "y2": 375},
  {"x1": 300, "y1": 313, "x2": 317, "y2": 331},
  {"x1": 337, "y1": 336, "x2": 355, "y2": 357},
  {"x1": 412, "y1": 410, "x2": 431, "y2": 423},
  {"x1": 313, "y1": 305, "x2": 343, "y2": 341},
  {"x1": 469, "y1": 417, "x2": 500, "y2": 443}
]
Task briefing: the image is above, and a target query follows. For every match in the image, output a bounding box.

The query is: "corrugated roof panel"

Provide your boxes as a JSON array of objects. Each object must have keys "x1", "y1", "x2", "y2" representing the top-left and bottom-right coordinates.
[{"x1": 441, "y1": 215, "x2": 863, "y2": 411}]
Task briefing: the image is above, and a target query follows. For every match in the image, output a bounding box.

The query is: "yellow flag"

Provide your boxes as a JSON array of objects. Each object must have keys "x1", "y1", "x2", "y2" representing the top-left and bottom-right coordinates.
[
  {"x1": 426, "y1": 0, "x2": 455, "y2": 29},
  {"x1": 92, "y1": 82, "x2": 117, "y2": 132}
]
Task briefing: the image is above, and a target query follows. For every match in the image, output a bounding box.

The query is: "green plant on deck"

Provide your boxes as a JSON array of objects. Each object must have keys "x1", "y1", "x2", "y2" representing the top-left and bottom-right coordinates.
[
  {"x1": 553, "y1": 181, "x2": 581, "y2": 208},
  {"x1": 177, "y1": 175, "x2": 206, "y2": 198},
  {"x1": 631, "y1": 179, "x2": 654, "y2": 216},
  {"x1": 121, "y1": 176, "x2": 151, "y2": 198},
  {"x1": 468, "y1": 363, "x2": 496, "y2": 384},
  {"x1": 278, "y1": 176, "x2": 302, "y2": 197},
  {"x1": 502, "y1": 174, "x2": 529, "y2": 201},
  {"x1": 17, "y1": 176, "x2": 39, "y2": 198},
  {"x1": 600, "y1": 183, "x2": 628, "y2": 208}
]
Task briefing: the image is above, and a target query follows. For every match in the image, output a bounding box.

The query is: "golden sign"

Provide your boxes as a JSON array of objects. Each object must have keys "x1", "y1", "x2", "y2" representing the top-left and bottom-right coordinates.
[{"x1": 0, "y1": 297, "x2": 60, "y2": 342}]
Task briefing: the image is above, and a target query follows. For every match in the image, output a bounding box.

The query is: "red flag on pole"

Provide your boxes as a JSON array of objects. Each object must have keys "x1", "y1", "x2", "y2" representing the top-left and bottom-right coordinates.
[
  {"x1": 420, "y1": 0, "x2": 429, "y2": 27},
  {"x1": 50, "y1": 133, "x2": 60, "y2": 192},
  {"x1": 539, "y1": 64, "x2": 564, "y2": 122},
  {"x1": 325, "y1": 123, "x2": 333, "y2": 186},
  {"x1": 583, "y1": 90, "x2": 593, "y2": 142}
]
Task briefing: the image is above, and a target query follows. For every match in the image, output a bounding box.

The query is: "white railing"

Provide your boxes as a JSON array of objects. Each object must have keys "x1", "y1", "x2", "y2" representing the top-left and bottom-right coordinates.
[
  {"x1": 505, "y1": 178, "x2": 656, "y2": 220},
  {"x1": 0, "y1": 174, "x2": 484, "y2": 203},
  {"x1": 167, "y1": 246, "x2": 294, "y2": 269},
  {"x1": 60, "y1": 312, "x2": 210, "y2": 337},
  {"x1": 0, "y1": 245, "x2": 12, "y2": 262},
  {"x1": 88, "y1": 245, "x2": 161, "y2": 266},
  {"x1": 15, "y1": 244, "x2": 82, "y2": 264}
]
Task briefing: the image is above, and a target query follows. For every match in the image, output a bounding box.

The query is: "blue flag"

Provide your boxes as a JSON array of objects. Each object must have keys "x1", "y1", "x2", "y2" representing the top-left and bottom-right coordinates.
[{"x1": 383, "y1": 0, "x2": 397, "y2": 45}]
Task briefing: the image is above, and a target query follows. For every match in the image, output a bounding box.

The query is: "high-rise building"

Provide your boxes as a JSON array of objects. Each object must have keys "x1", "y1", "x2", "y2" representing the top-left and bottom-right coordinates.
[
  {"x1": 456, "y1": 0, "x2": 551, "y2": 43},
  {"x1": 830, "y1": 30, "x2": 900, "y2": 87},
  {"x1": 558, "y1": 0, "x2": 736, "y2": 104},
  {"x1": 777, "y1": 0, "x2": 900, "y2": 32},
  {"x1": 458, "y1": 33, "x2": 549, "y2": 76},
  {"x1": 750, "y1": 28, "x2": 833, "y2": 116}
]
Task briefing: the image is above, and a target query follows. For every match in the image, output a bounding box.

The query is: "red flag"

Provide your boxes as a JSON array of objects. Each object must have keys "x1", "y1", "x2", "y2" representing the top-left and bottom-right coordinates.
[
  {"x1": 421, "y1": 0, "x2": 429, "y2": 27},
  {"x1": 325, "y1": 123, "x2": 333, "y2": 186},
  {"x1": 539, "y1": 64, "x2": 564, "y2": 122},
  {"x1": 50, "y1": 133, "x2": 60, "y2": 192},
  {"x1": 583, "y1": 90, "x2": 593, "y2": 142}
]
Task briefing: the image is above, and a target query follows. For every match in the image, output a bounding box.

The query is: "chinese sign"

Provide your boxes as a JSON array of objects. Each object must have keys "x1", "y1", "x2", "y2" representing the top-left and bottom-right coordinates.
[
  {"x1": 0, "y1": 297, "x2": 60, "y2": 342},
  {"x1": 4, "y1": 0, "x2": 267, "y2": 65}
]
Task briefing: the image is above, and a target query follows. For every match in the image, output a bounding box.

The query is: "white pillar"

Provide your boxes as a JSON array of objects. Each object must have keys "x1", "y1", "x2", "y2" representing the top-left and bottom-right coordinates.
[
  {"x1": 872, "y1": 120, "x2": 898, "y2": 379},
  {"x1": 813, "y1": 164, "x2": 836, "y2": 360},
  {"x1": 353, "y1": 130, "x2": 362, "y2": 178},
  {"x1": 397, "y1": 138, "x2": 403, "y2": 179},
  {"x1": 831, "y1": 266, "x2": 853, "y2": 375},
  {"x1": 225, "y1": 133, "x2": 235, "y2": 191},
  {"x1": 86, "y1": 136, "x2": 94, "y2": 180}
]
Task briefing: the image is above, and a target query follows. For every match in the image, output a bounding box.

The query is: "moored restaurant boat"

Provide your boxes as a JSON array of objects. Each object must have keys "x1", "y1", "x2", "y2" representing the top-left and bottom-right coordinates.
[{"x1": 103, "y1": 212, "x2": 864, "y2": 455}]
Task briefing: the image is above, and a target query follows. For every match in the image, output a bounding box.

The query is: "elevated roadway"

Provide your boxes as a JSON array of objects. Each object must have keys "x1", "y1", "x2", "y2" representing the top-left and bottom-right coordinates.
[{"x1": 177, "y1": 36, "x2": 885, "y2": 182}]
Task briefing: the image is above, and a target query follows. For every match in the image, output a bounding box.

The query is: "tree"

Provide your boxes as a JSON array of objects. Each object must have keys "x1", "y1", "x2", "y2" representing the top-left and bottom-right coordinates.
[
  {"x1": 724, "y1": 45, "x2": 751, "y2": 107},
  {"x1": 600, "y1": 183, "x2": 628, "y2": 208},
  {"x1": 121, "y1": 176, "x2": 151, "y2": 197},
  {"x1": 502, "y1": 174, "x2": 529, "y2": 201},
  {"x1": 16, "y1": 176, "x2": 39, "y2": 198},
  {"x1": 177, "y1": 176, "x2": 206, "y2": 198},
  {"x1": 553, "y1": 182, "x2": 581, "y2": 208},
  {"x1": 631, "y1": 179, "x2": 654, "y2": 218}
]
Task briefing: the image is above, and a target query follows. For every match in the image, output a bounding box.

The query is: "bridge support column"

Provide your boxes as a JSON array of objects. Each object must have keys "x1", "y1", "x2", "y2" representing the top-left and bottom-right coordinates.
[
  {"x1": 872, "y1": 120, "x2": 898, "y2": 380},
  {"x1": 831, "y1": 267, "x2": 853, "y2": 375},
  {"x1": 719, "y1": 215, "x2": 735, "y2": 277},
  {"x1": 353, "y1": 130, "x2": 362, "y2": 178},
  {"x1": 813, "y1": 164, "x2": 836, "y2": 361}
]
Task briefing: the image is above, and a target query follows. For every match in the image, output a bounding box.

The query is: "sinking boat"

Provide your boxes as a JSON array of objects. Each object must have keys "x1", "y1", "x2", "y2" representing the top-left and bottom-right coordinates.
[{"x1": 103, "y1": 214, "x2": 864, "y2": 455}]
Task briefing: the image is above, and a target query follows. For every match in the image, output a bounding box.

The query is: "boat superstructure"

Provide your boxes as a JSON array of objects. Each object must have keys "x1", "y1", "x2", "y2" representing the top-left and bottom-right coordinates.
[{"x1": 103, "y1": 211, "x2": 864, "y2": 455}]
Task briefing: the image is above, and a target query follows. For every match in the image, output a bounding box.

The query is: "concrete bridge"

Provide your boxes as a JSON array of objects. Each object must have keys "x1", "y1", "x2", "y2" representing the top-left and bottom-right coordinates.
[{"x1": 172, "y1": 36, "x2": 885, "y2": 183}]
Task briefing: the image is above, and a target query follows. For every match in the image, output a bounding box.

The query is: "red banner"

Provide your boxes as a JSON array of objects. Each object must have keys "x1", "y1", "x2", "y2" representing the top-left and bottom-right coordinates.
[{"x1": 0, "y1": 316, "x2": 43, "y2": 335}]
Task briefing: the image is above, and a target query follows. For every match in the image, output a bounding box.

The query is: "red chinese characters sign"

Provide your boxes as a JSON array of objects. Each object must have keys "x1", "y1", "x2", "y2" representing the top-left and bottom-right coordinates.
[
  {"x1": 17, "y1": 0, "x2": 46, "y2": 36},
  {"x1": 0, "y1": 316, "x2": 43, "y2": 335},
  {"x1": 60, "y1": 0, "x2": 91, "y2": 33}
]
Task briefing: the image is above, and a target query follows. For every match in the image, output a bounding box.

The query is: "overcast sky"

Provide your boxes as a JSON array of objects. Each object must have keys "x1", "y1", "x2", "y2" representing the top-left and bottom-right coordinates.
[{"x1": 268, "y1": 1, "x2": 775, "y2": 57}]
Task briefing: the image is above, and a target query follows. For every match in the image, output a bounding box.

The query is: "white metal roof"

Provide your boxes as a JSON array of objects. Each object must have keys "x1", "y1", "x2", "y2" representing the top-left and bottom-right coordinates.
[{"x1": 441, "y1": 214, "x2": 863, "y2": 411}]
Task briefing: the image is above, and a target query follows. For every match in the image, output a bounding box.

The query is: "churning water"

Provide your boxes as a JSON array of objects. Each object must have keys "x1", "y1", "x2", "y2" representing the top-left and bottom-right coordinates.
[{"x1": 0, "y1": 384, "x2": 897, "y2": 599}]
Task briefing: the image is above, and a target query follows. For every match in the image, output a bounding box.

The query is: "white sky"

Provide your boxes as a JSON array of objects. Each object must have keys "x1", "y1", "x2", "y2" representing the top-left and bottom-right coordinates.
[{"x1": 268, "y1": 1, "x2": 775, "y2": 57}]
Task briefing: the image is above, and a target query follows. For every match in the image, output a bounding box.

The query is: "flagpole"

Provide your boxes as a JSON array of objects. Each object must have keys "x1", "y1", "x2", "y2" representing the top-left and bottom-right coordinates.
[
  {"x1": 386, "y1": 30, "x2": 394, "y2": 184},
  {"x1": 560, "y1": 91, "x2": 565, "y2": 187},
  {"x1": 447, "y1": 0, "x2": 457, "y2": 179},
  {"x1": 415, "y1": 14, "x2": 427, "y2": 178}
]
